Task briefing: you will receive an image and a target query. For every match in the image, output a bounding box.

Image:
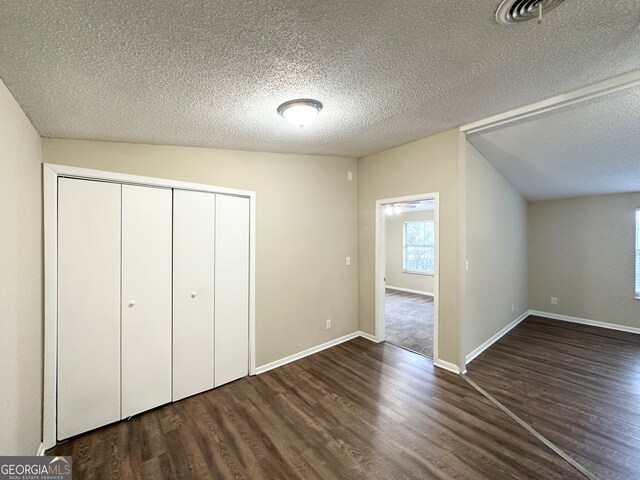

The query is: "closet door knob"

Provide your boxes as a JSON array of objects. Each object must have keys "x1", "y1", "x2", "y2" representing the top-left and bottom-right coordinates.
[
  {"x1": 190, "y1": 291, "x2": 197, "y2": 298},
  {"x1": 128, "y1": 300, "x2": 136, "y2": 307}
]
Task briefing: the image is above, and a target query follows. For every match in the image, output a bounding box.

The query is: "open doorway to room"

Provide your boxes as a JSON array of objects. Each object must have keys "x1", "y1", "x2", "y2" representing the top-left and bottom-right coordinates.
[{"x1": 375, "y1": 194, "x2": 439, "y2": 360}]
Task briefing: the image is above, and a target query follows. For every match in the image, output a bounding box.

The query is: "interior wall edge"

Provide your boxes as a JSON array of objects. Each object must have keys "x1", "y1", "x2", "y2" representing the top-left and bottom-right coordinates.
[
  {"x1": 433, "y1": 358, "x2": 462, "y2": 374},
  {"x1": 0, "y1": 78, "x2": 43, "y2": 455},
  {"x1": 456, "y1": 129, "x2": 468, "y2": 371},
  {"x1": 465, "y1": 310, "x2": 530, "y2": 365},
  {"x1": 461, "y1": 139, "x2": 528, "y2": 361}
]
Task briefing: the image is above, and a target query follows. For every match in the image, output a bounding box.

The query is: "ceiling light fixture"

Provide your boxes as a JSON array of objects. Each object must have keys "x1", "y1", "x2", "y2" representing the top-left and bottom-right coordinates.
[
  {"x1": 384, "y1": 202, "x2": 420, "y2": 216},
  {"x1": 277, "y1": 99, "x2": 323, "y2": 129}
]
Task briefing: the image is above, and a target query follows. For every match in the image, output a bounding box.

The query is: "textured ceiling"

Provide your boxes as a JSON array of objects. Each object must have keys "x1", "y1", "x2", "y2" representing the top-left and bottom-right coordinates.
[
  {"x1": 467, "y1": 85, "x2": 640, "y2": 200},
  {"x1": 1, "y1": 1, "x2": 640, "y2": 157}
]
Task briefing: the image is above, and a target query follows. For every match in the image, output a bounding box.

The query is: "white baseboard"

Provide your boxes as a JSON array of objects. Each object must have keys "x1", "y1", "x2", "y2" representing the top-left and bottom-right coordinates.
[
  {"x1": 250, "y1": 309, "x2": 640, "y2": 379},
  {"x1": 385, "y1": 285, "x2": 433, "y2": 297},
  {"x1": 433, "y1": 358, "x2": 461, "y2": 374},
  {"x1": 465, "y1": 310, "x2": 530, "y2": 364},
  {"x1": 465, "y1": 309, "x2": 640, "y2": 367},
  {"x1": 529, "y1": 310, "x2": 640, "y2": 335},
  {"x1": 255, "y1": 332, "x2": 361, "y2": 374},
  {"x1": 357, "y1": 330, "x2": 380, "y2": 343},
  {"x1": 36, "y1": 442, "x2": 45, "y2": 456}
]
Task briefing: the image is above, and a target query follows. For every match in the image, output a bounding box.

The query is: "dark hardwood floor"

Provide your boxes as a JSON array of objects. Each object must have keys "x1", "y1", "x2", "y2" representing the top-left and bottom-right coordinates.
[
  {"x1": 48, "y1": 337, "x2": 583, "y2": 479},
  {"x1": 466, "y1": 315, "x2": 640, "y2": 480}
]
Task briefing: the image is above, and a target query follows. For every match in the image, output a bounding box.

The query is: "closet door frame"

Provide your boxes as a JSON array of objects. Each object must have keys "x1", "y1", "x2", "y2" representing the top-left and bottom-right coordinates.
[{"x1": 43, "y1": 163, "x2": 256, "y2": 450}]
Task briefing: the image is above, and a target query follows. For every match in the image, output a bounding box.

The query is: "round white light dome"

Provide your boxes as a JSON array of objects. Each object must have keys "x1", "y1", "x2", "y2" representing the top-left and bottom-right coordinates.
[{"x1": 277, "y1": 99, "x2": 323, "y2": 129}]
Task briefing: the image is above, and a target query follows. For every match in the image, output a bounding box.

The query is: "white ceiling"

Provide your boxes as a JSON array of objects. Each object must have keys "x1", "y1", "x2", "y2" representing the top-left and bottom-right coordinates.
[
  {"x1": 1, "y1": 1, "x2": 640, "y2": 158},
  {"x1": 383, "y1": 199, "x2": 434, "y2": 213},
  {"x1": 467, "y1": 85, "x2": 640, "y2": 201},
  {"x1": 398, "y1": 199, "x2": 434, "y2": 213}
]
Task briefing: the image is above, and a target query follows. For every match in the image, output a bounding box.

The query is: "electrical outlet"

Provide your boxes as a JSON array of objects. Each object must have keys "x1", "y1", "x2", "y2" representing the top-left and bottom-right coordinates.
[
  {"x1": 511, "y1": 303, "x2": 515, "y2": 312},
  {"x1": 325, "y1": 319, "x2": 331, "y2": 329},
  {"x1": 551, "y1": 297, "x2": 558, "y2": 305},
  {"x1": 347, "y1": 171, "x2": 353, "y2": 181},
  {"x1": 346, "y1": 256, "x2": 351, "y2": 266}
]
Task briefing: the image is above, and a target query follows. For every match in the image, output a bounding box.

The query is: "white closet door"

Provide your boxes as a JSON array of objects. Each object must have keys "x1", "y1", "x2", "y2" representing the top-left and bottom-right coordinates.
[
  {"x1": 173, "y1": 190, "x2": 215, "y2": 401},
  {"x1": 121, "y1": 185, "x2": 172, "y2": 418},
  {"x1": 57, "y1": 178, "x2": 121, "y2": 439},
  {"x1": 215, "y1": 194, "x2": 250, "y2": 387}
]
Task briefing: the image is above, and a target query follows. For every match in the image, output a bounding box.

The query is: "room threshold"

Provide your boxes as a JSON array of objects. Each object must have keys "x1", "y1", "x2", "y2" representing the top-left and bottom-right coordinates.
[
  {"x1": 385, "y1": 340, "x2": 432, "y2": 360},
  {"x1": 461, "y1": 374, "x2": 597, "y2": 480}
]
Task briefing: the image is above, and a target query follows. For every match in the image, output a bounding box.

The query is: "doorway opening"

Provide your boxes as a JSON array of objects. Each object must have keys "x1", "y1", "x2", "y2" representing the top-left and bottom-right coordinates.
[{"x1": 375, "y1": 194, "x2": 439, "y2": 361}]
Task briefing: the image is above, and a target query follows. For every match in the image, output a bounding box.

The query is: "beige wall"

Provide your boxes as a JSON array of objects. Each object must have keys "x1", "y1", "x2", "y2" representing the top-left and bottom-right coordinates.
[
  {"x1": 462, "y1": 142, "x2": 528, "y2": 359},
  {"x1": 0, "y1": 79, "x2": 43, "y2": 454},
  {"x1": 43, "y1": 139, "x2": 359, "y2": 367},
  {"x1": 528, "y1": 192, "x2": 640, "y2": 328},
  {"x1": 385, "y1": 209, "x2": 435, "y2": 294},
  {"x1": 358, "y1": 129, "x2": 460, "y2": 365}
]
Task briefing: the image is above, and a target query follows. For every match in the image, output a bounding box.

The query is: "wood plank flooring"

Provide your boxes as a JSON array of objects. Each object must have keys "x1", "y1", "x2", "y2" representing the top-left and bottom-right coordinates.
[
  {"x1": 466, "y1": 315, "x2": 640, "y2": 480},
  {"x1": 48, "y1": 337, "x2": 583, "y2": 479}
]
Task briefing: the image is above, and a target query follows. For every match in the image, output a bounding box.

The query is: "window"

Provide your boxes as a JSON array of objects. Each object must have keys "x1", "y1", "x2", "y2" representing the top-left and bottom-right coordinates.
[
  {"x1": 403, "y1": 220, "x2": 435, "y2": 274},
  {"x1": 636, "y1": 209, "x2": 640, "y2": 298}
]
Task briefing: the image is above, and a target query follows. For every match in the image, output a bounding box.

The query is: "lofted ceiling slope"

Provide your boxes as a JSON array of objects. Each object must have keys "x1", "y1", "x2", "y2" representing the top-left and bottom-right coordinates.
[
  {"x1": 467, "y1": 85, "x2": 640, "y2": 201},
  {"x1": 1, "y1": 0, "x2": 639, "y2": 157}
]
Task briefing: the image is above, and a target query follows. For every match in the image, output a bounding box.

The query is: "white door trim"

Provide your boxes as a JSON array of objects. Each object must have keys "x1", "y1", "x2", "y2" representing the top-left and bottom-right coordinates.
[
  {"x1": 42, "y1": 163, "x2": 257, "y2": 450},
  {"x1": 374, "y1": 192, "x2": 440, "y2": 363}
]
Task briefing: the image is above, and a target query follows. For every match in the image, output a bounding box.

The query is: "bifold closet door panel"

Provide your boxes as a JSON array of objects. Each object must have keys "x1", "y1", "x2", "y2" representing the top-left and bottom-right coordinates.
[
  {"x1": 172, "y1": 190, "x2": 215, "y2": 401},
  {"x1": 215, "y1": 194, "x2": 250, "y2": 387},
  {"x1": 57, "y1": 178, "x2": 122, "y2": 440},
  {"x1": 121, "y1": 185, "x2": 173, "y2": 418}
]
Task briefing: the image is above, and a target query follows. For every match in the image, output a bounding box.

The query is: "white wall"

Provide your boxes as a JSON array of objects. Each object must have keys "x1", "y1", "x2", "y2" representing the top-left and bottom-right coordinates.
[
  {"x1": 0, "y1": 79, "x2": 43, "y2": 454},
  {"x1": 385, "y1": 209, "x2": 435, "y2": 294},
  {"x1": 43, "y1": 139, "x2": 359, "y2": 368},
  {"x1": 359, "y1": 129, "x2": 461, "y2": 365},
  {"x1": 462, "y1": 142, "x2": 528, "y2": 361},
  {"x1": 529, "y1": 192, "x2": 640, "y2": 329}
]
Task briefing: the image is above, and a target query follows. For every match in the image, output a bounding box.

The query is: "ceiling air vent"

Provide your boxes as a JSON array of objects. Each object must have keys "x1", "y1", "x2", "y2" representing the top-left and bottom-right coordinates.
[{"x1": 495, "y1": 0, "x2": 566, "y2": 25}]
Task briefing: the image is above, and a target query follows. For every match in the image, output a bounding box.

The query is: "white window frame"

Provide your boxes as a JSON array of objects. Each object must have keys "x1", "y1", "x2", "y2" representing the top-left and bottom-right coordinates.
[{"x1": 402, "y1": 219, "x2": 435, "y2": 276}]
